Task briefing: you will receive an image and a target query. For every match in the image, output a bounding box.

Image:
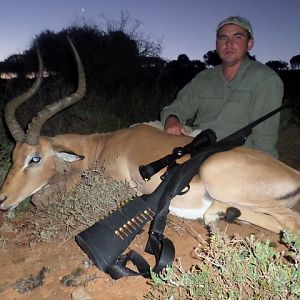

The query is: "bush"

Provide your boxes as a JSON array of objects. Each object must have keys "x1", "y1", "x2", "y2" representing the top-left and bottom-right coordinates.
[
  {"x1": 28, "y1": 166, "x2": 136, "y2": 242},
  {"x1": 145, "y1": 230, "x2": 300, "y2": 299}
]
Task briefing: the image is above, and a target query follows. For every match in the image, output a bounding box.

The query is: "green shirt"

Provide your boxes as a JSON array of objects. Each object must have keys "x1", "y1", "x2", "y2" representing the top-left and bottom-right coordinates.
[{"x1": 160, "y1": 58, "x2": 284, "y2": 158}]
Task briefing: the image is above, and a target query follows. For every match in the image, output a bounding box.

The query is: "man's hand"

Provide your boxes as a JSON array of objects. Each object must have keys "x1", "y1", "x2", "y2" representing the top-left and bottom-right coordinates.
[{"x1": 164, "y1": 115, "x2": 187, "y2": 135}]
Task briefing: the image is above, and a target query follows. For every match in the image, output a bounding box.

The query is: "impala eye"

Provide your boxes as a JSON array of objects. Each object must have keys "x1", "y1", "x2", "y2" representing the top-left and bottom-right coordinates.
[{"x1": 29, "y1": 156, "x2": 41, "y2": 165}]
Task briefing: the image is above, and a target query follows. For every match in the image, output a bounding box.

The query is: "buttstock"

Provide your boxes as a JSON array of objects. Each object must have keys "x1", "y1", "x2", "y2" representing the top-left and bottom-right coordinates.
[{"x1": 75, "y1": 195, "x2": 156, "y2": 272}]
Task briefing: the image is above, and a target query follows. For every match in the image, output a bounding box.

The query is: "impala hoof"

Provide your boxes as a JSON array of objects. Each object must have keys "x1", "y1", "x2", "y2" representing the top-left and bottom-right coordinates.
[{"x1": 225, "y1": 207, "x2": 241, "y2": 223}]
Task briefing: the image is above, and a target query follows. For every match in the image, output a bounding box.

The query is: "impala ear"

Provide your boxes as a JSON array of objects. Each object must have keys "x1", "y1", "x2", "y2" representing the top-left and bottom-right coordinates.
[
  {"x1": 55, "y1": 151, "x2": 85, "y2": 162},
  {"x1": 51, "y1": 143, "x2": 85, "y2": 162},
  {"x1": 52, "y1": 151, "x2": 84, "y2": 174}
]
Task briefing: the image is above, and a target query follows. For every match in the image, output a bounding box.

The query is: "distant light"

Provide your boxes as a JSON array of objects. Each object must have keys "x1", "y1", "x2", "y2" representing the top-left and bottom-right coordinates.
[
  {"x1": 0, "y1": 70, "x2": 51, "y2": 80},
  {"x1": 81, "y1": 8, "x2": 85, "y2": 13},
  {"x1": 0, "y1": 72, "x2": 18, "y2": 79}
]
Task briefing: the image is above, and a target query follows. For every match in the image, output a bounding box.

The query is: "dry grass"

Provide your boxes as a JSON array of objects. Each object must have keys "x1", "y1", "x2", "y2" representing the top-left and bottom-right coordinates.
[{"x1": 5, "y1": 166, "x2": 137, "y2": 243}]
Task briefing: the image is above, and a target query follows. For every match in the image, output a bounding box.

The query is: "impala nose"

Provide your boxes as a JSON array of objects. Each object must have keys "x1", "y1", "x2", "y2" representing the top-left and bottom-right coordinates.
[
  {"x1": 0, "y1": 194, "x2": 6, "y2": 202},
  {"x1": 0, "y1": 195, "x2": 8, "y2": 210}
]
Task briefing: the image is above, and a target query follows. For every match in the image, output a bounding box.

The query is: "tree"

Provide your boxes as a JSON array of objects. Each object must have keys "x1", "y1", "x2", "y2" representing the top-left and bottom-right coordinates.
[
  {"x1": 24, "y1": 23, "x2": 158, "y2": 94},
  {"x1": 158, "y1": 54, "x2": 205, "y2": 91},
  {"x1": 266, "y1": 60, "x2": 288, "y2": 70},
  {"x1": 0, "y1": 11, "x2": 163, "y2": 92},
  {"x1": 0, "y1": 53, "x2": 39, "y2": 79},
  {"x1": 203, "y1": 50, "x2": 221, "y2": 67},
  {"x1": 0, "y1": 54, "x2": 25, "y2": 76},
  {"x1": 104, "y1": 10, "x2": 162, "y2": 58},
  {"x1": 290, "y1": 55, "x2": 300, "y2": 69},
  {"x1": 248, "y1": 53, "x2": 256, "y2": 61},
  {"x1": 30, "y1": 27, "x2": 106, "y2": 85},
  {"x1": 191, "y1": 60, "x2": 206, "y2": 72},
  {"x1": 204, "y1": 50, "x2": 256, "y2": 67}
]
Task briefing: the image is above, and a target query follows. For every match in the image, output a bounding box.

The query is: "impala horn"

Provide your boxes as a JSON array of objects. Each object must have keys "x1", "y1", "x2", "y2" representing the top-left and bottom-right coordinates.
[
  {"x1": 25, "y1": 36, "x2": 86, "y2": 145},
  {"x1": 4, "y1": 49, "x2": 43, "y2": 142}
]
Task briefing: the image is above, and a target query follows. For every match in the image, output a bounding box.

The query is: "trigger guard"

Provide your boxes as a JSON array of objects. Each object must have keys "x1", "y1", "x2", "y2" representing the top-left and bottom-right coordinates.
[{"x1": 178, "y1": 185, "x2": 190, "y2": 195}]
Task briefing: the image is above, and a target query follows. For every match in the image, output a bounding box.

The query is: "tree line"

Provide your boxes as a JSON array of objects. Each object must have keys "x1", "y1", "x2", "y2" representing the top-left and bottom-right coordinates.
[{"x1": 0, "y1": 20, "x2": 299, "y2": 129}]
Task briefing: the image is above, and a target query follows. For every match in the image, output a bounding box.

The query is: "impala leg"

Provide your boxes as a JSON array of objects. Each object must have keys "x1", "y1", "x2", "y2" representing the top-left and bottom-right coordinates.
[
  {"x1": 256, "y1": 205, "x2": 300, "y2": 234},
  {"x1": 203, "y1": 200, "x2": 283, "y2": 233}
]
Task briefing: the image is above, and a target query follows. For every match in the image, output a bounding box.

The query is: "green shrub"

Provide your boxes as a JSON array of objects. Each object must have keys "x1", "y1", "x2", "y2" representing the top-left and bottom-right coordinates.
[{"x1": 145, "y1": 230, "x2": 300, "y2": 299}]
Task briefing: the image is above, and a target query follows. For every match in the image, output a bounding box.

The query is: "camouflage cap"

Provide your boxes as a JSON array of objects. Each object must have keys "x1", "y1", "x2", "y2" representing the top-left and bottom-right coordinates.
[{"x1": 216, "y1": 16, "x2": 253, "y2": 38}]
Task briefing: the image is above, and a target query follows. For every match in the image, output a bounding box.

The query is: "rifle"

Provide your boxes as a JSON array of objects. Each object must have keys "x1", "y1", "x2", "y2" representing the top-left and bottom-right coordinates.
[{"x1": 75, "y1": 102, "x2": 290, "y2": 280}]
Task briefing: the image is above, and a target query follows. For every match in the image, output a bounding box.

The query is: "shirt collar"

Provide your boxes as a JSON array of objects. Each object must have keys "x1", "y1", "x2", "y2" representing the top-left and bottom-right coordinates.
[{"x1": 218, "y1": 56, "x2": 251, "y2": 83}]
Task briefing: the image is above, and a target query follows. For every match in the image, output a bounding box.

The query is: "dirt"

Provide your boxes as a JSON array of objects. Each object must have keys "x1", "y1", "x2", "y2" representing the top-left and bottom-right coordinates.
[{"x1": 0, "y1": 125, "x2": 299, "y2": 300}]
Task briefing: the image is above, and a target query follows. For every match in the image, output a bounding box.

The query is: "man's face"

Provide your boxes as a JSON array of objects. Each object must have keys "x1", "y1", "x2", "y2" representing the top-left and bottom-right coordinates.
[{"x1": 216, "y1": 24, "x2": 254, "y2": 66}]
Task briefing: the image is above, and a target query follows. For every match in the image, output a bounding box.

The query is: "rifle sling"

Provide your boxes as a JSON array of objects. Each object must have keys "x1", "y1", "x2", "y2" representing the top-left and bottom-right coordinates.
[{"x1": 106, "y1": 233, "x2": 175, "y2": 279}]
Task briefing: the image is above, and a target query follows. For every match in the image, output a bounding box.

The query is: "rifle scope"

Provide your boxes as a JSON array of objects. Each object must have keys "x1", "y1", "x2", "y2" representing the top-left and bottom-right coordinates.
[{"x1": 139, "y1": 129, "x2": 217, "y2": 181}]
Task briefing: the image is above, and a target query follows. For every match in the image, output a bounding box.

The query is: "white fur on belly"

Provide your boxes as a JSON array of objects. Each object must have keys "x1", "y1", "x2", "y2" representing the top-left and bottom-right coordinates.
[{"x1": 169, "y1": 196, "x2": 212, "y2": 220}]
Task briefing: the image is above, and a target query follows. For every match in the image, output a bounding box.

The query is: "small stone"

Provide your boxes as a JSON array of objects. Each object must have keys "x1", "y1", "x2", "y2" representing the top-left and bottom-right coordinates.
[
  {"x1": 13, "y1": 266, "x2": 50, "y2": 293},
  {"x1": 83, "y1": 258, "x2": 94, "y2": 269},
  {"x1": 60, "y1": 267, "x2": 85, "y2": 287},
  {"x1": 71, "y1": 287, "x2": 92, "y2": 300}
]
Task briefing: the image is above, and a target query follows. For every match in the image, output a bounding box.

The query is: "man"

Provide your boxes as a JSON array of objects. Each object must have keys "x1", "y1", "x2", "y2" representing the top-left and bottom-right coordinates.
[{"x1": 160, "y1": 16, "x2": 283, "y2": 158}]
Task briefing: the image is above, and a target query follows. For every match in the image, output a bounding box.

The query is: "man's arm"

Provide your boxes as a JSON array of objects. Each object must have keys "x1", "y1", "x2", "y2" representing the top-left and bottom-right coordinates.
[
  {"x1": 160, "y1": 73, "x2": 202, "y2": 132},
  {"x1": 250, "y1": 72, "x2": 284, "y2": 158}
]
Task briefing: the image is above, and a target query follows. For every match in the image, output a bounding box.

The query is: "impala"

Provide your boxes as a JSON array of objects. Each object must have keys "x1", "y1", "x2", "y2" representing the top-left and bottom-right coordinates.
[{"x1": 0, "y1": 38, "x2": 300, "y2": 234}]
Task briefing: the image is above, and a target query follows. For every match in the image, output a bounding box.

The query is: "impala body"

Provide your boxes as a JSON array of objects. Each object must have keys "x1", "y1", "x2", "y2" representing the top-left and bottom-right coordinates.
[{"x1": 1, "y1": 38, "x2": 300, "y2": 234}]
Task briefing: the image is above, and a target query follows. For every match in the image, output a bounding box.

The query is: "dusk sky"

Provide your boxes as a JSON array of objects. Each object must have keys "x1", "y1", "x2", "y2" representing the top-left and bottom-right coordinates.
[{"x1": 1, "y1": 0, "x2": 300, "y2": 65}]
